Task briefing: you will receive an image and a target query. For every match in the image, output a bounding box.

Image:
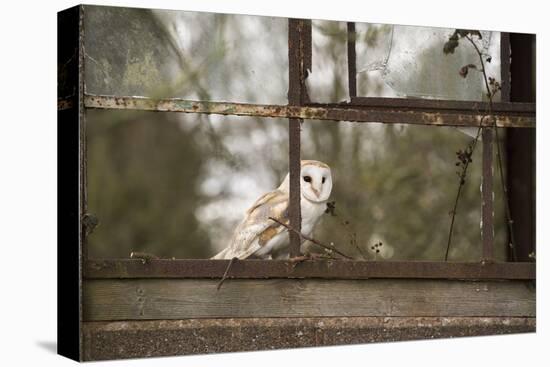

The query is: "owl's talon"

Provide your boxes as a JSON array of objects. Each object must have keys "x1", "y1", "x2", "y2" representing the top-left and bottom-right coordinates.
[
  {"x1": 289, "y1": 255, "x2": 310, "y2": 263},
  {"x1": 289, "y1": 255, "x2": 310, "y2": 269},
  {"x1": 289, "y1": 253, "x2": 326, "y2": 268}
]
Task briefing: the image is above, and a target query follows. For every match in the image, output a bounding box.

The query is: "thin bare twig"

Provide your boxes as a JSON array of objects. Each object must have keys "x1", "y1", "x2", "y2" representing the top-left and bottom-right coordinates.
[
  {"x1": 326, "y1": 201, "x2": 368, "y2": 260},
  {"x1": 269, "y1": 216, "x2": 354, "y2": 260},
  {"x1": 341, "y1": 219, "x2": 368, "y2": 260},
  {"x1": 216, "y1": 257, "x2": 237, "y2": 291}
]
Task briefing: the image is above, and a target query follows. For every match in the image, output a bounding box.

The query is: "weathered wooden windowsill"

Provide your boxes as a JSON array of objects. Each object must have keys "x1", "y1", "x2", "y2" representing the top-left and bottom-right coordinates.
[
  {"x1": 82, "y1": 267, "x2": 536, "y2": 360},
  {"x1": 82, "y1": 316, "x2": 535, "y2": 361}
]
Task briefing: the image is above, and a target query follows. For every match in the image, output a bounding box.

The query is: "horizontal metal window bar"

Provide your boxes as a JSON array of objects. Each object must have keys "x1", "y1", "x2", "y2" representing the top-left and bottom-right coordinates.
[
  {"x1": 350, "y1": 96, "x2": 534, "y2": 113},
  {"x1": 85, "y1": 259, "x2": 535, "y2": 280},
  {"x1": 82, "y1": 94, "x2": 535, "y2": 128}
]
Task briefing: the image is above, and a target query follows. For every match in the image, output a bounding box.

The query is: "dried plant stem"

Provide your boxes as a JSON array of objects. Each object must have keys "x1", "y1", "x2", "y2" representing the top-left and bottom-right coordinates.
[
  {"x1": 493, "y1": 126, "x2": 518, "y2": 261},
  {"x1": 445, "y1": 174, "x2": 466, "y2": 261},
  {"x1": 446, "y1": 34, "x2": 490, "y2": 261},
  {"x1": 466, "y1": 34, "x2": 518, "y2": 261},
  {"x1": 446, "y1": 34, "x2": 517, "y2": 261},
  {"x1": 465, "y1": 35, "x2": 492, "y2": 102},
  {"x1": 445, "y1": 124, "x2": 483, "y2": 261},
  {"x1": 269, "y1": 217, "x2": 354, "y2": 260}
]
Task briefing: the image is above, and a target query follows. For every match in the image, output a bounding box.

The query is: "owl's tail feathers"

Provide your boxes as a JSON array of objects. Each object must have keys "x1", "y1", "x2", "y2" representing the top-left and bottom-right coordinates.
[{"x1": 211, "y1": 247, "x2": 232, "y2": 260}]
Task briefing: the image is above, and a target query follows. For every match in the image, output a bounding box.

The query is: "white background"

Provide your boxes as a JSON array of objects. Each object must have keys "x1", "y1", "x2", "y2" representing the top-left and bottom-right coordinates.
[{"x1": 0, "y1": 0, "x2": 547, "y2": 365}]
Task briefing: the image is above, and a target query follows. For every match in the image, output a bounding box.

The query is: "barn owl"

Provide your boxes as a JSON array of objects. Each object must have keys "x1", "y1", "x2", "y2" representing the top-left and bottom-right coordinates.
[{"x1": 211, "y1": 160, "x2": 333, "y2": 260}]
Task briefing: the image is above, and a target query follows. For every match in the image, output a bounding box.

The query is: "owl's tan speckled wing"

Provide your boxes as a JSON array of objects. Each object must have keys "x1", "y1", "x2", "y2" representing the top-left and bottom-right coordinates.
[{"x1": 211, "y1": 189, "x2": 289, "y2": 259}]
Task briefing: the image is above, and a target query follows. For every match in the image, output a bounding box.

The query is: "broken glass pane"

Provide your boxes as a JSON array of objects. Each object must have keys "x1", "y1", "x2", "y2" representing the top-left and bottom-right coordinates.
[
  {"x1": 356, "y1": 24, "x2": 501, "y2": 101},
  {"x1": 307, "y1": 19, "x2": 502, "y2": 103},
  {"x1": 83, "y1": 5, "x2": 288, "y2": 104}
]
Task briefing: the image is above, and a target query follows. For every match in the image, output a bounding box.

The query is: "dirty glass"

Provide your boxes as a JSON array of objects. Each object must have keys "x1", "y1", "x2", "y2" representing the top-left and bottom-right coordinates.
[
  {"x1": 307, "y1": 20, "x2": 349, "y2": 103},
  {"x1": 83, "y1": 5, "x2": 288, "y2": 104},
  {"x1": 86, "y1": 109, "x2": 288, "y2": 259},
  {"x1": 300, "y1": 121, "x2": 507, "y2": 262},
  {"x1": 308, "y1": 20, "x2": 501, "y2": 103}
]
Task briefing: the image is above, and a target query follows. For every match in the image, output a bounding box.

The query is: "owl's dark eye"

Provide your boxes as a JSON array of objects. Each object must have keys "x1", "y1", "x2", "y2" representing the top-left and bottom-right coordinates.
[
  {"x1": 322, "y1": 177, "x2": 326, "y2": 184},
  {"x1": 303, "y1": 176, "x2": 312, "y2": 183}
]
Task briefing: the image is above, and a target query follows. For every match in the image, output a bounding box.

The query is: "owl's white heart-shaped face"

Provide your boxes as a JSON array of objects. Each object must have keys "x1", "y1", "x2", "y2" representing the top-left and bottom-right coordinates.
[
  {"x1": 276, "y1": 160, "x2": 333, "y2": 203},
  {"x1": 300, "y1": 161, "x2": 332, "y2": 203}
]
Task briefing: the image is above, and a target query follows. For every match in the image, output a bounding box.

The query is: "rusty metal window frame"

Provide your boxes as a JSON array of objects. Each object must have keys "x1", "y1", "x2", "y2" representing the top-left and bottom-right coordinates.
[{"x1": 64, "y1": 15, "x2": 535, "y2": 281}]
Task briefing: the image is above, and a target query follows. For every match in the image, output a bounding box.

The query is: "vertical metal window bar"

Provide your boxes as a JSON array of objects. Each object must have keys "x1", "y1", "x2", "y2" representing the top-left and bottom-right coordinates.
[
  {"x1": 481, "y1": 128, "x2": 494, "y2": 262},
  {"x1": 287, "y1": 19, "x2": 311, "y2": 257},
  {"x1": 499, "y1": 32, "x2": 517, "y2": 262},
  {"x1": 347, "y1": 22, "x2": 357, "y2": 99},
  {"x1": 481, "y1": 33, "x2": 512, "y2": 263},
  {"x1": 500, "y1": 33, "x2": 511, "y2": 102},
  {"x1": 507, "y1": 33, "x2": 536, "y2": 262}
]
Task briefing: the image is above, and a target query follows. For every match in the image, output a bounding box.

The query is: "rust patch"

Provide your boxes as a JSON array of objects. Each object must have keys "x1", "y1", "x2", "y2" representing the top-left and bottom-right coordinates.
[{"x1": 83, "y1": 94, "x2": 535, "y2": 128}]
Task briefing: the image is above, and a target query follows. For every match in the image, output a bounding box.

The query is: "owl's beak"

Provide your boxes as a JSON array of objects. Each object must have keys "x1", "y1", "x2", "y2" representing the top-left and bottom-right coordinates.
[{"x1": 311, "y1": 187, "x2": 321, "y2": 198}]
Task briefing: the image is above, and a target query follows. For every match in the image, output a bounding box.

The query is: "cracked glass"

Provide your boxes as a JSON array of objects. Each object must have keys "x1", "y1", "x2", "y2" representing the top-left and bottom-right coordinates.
[{"x1": 307, "y1": 20, "x2": 501, "y2": 103}]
